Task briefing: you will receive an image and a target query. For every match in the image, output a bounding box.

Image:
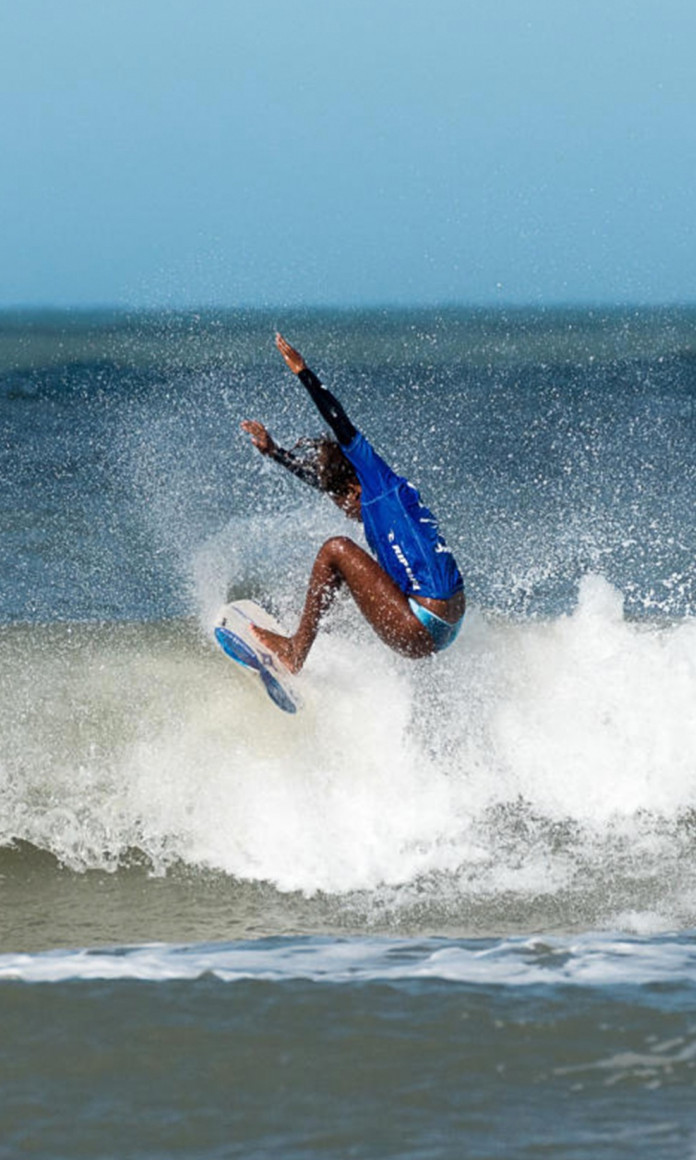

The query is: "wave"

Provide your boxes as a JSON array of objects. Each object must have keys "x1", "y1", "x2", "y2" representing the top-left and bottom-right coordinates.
[
  {"x1": 2, "y1": 931, "x2": 696, "y2": 990},
  {"x1": 1, "y1": 573, "x2": 695, "y2": 927}
]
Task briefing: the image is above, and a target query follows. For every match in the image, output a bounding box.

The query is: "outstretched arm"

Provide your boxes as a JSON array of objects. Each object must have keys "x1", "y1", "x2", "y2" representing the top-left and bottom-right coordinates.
[
  {"x1": 240, "y1": 419, "x2": 323, "y2": 490},
  {"x1": 275, "y1": 333, "x2": 357, "y2": 446}
]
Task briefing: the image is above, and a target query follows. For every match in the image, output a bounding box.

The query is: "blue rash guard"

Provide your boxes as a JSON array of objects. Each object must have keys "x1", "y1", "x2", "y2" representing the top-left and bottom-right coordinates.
[
  {"x1": 271, "y1": 365, "x2": 464, "y2": 603},
  {"x1": 341, "y1": 429, "x2": 463, "y2": 599}
]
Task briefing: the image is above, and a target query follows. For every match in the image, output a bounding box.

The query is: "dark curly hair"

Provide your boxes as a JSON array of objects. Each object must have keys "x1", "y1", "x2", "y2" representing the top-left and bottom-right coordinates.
[{"x1": 292, "y1": 435, "x2": 359, "y2": 497}]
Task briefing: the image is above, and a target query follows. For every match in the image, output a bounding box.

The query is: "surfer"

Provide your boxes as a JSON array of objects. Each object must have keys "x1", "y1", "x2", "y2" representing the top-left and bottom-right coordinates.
[{"x1": 240, "y1": 333, "x2": 465, "y2": 673}]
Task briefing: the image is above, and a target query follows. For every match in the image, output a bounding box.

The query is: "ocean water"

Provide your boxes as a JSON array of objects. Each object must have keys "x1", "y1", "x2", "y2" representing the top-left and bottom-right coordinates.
[{"x1": 1, "y1": 307, "x2": 695, "y2": 1157}]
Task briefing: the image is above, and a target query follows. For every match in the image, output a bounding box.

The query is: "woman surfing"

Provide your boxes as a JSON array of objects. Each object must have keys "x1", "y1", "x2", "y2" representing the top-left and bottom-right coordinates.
[{"x1": 240, "y1": 333, "x2": 465, "y2": 673}]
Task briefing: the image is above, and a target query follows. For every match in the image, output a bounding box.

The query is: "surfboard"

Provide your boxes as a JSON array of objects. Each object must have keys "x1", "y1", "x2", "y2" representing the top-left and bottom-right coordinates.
[{"x1": 213, "y1": 599, "x2": 300, "y2": 714}]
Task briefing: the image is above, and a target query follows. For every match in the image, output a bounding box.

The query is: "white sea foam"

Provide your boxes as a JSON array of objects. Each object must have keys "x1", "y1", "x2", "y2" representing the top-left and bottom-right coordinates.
[
  {"x1": 1, "y1": 931, "x2": 695, "y2": 988},
  {"x1": 0, "y1": 574, "x2": 695, "y2": 913}
]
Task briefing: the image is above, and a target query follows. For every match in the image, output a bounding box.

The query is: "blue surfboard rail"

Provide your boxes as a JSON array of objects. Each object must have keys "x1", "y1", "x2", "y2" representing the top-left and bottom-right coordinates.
[
  {"x1": 214, "y1": 624, "x2": 298, "y2": 714},
  {"x1": 214, "y1": 625, "x2": 261, "y2": 671}
]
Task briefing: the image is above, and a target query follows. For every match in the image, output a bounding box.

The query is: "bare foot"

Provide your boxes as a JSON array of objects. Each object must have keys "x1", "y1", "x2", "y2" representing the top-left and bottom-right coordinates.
[{"x1": 251, "y1": 625, "x2": 303, "y2": 674}]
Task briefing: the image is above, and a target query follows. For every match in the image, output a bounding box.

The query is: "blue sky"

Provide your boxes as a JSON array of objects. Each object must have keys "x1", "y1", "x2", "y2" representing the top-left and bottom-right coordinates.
[{"x1": 2, "y1": 0, "x2": 695, "y2": 308}]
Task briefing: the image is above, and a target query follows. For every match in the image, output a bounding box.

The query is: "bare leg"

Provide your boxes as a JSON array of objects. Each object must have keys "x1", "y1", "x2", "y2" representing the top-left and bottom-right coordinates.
[{"x1": 252, "y1": 536, "x2": 434, "y2": 673}]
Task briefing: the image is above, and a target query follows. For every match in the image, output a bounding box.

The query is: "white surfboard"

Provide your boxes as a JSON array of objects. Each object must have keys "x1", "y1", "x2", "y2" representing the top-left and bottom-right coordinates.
[{"x1": 213, "y1": 599, "x2": 301, "y2": 714}]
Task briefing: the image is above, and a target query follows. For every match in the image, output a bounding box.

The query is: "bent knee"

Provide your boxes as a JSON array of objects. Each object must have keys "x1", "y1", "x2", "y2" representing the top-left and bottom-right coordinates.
[
  {"x1": 320, "y1": 535, "x2": 356, "y2": 559},
  {"x1": 317, "y1": 535, "x2": 369, "y2": 572}
]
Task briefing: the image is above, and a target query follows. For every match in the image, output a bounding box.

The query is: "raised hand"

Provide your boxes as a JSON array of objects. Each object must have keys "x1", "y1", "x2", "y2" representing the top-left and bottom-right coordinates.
[
  {"x1": 275, "y1": 332, "x2": 307, "y2": 375},
  {"x1": 240, "y1": 419, "x2": 276, "y2": 455}
]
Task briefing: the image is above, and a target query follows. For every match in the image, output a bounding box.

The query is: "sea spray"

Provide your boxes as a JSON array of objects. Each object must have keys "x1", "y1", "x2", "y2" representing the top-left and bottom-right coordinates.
[{"x1": 2, "y1": 576, "x2": 694, "y2": 923}]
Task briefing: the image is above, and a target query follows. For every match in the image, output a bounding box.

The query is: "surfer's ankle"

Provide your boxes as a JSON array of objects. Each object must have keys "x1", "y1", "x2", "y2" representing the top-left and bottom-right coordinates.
[
  {"x1": 291, "y1": 647, "x2": 308, "y2": 674},
  {"x1": 251, "y1": 625, "x2": 301, "y2": 673},
  {"x1": 272, "y1": 632, "x2": 308, "y2": 674},
  {"x1": 278, "y1": 637, "x2": 304, "y2": 675},
  {"x1": 251, "y1": 624, "x2": 278, "y2": 649}
]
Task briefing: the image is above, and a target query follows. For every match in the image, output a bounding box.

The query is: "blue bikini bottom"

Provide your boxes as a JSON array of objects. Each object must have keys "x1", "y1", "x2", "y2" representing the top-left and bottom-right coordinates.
[{"x1": 408, "y1": 598, "x2": 464, "y2": 652}]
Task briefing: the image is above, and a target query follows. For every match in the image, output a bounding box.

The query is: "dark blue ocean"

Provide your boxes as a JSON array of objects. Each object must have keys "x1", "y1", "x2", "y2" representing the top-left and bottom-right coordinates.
[{"x1": 1, "y1": 308, "x2": 695, "y2": 1157}]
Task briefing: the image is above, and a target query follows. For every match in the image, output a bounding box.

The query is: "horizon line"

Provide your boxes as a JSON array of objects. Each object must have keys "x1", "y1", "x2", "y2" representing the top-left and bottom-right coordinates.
[{"x1": 1, "y1": 299, "x2": 696, "y2": 316}]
